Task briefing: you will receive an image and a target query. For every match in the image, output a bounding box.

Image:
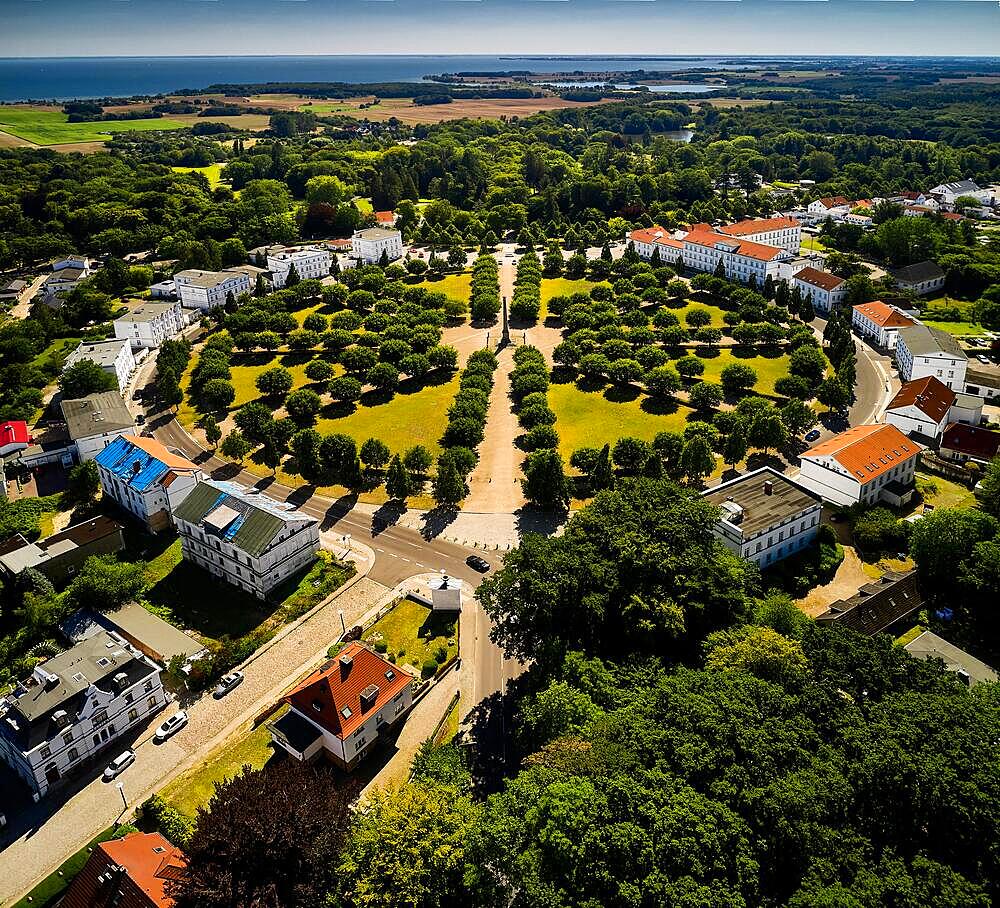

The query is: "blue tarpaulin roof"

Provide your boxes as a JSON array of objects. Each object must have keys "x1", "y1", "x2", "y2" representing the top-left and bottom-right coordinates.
[{"x1": 94, "y1": 435, "x2": 174, "y2": 492}]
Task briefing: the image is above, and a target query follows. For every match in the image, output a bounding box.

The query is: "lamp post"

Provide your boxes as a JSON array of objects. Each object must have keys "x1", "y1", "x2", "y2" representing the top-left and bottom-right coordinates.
[
  {"x1": 116, "y1": 781, "x2": 127, "y2": 810},
  {"x1": 342, "y1": 534, "x2": 352, "y2": 559}
]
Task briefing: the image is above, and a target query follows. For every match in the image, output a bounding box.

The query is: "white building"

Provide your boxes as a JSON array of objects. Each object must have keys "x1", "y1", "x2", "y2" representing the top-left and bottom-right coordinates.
[
  {"x1": 928, "y1": 180, "x2": 991, "y2": 207},
  {"x1": 718, "y1": 217, "x2": 801, "y2": 253},
  {"x1": 798, "y1": 423, "x2": 922, "y2": 507},
  {"x1": 267, "y1": 246, "x2": 332, "y2": 288},
  {"x1": 890, "y1": 261, "x2": 946, "y2": 297},
  {"x1": 895, "y1": 324, "x2": 968, "y2": 392},
  {"x1": 173, "y1": 479, "x2": 320, "y2": 599},
  {"x1": 852, "y1": 301, "x2": 918, "y2": 351},
  {"x1": 270, "y1": 641, "x2": 414, "y2": 771},
  {"x1": 173, "y1": 268, "x2": 252, "y2": 311},
  {"x1": 702, "y1": 468, "x2": 822, "y2": 569},
  {"x1": 63, "y1": 338, "x2": 137, "y2": 391},
  {"x1": 0, "y1": 631, "x2": 165, "y2": 799},
  {"x1": 95, "y1": 434, "x2": 203, "y2": 533},
  {"x1": 628, "y1": 226, "x2": 685, "y2": 263},
  {"x1": 883, "y1": 376, "x2": 956, "y2": 441},
  {"x1": 148, "y1": 279, "x2": 176, "y2": 299},
  {"x1": 682, "y1": 225, "x2": 792, "y2": 287},
  {"x1": 113, "y1": 300, "x2": 185, "y2": 351},
  {"x1": 806, "y1": 196, "x2": 851, "y2": 219},
  {"x1": 793, "y1": 267, "x2": 848, "y2": 314},
  {"x1": 61, "y1": 392, "x2": 137, "y2": 463},
  {"x1": 351, "y1": 228, "x2": 404, "y2": 265}
]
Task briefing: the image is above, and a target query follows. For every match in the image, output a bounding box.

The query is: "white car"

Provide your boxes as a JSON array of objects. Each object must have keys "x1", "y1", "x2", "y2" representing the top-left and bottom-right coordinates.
[
  {"x1": 154, "y1": 710, "x2": 188, "y2": 742},
  {"x1": 103, "y1": 749, "x2": 135, "y2": 781},
  {"x1": 213, "y1": 671, "x2": 244, "y2": 699},
  {"x1": 977, "y1": 354, "x2": 991, "y2": 364}
]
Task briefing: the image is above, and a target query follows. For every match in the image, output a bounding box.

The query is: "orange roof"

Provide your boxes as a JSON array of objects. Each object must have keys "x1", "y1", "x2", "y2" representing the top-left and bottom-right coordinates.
[
  {"x1": 803, "y1": 424, "x2": 921, "y2": 485},
  {"x1": 886, "y1": 376, "x2": 954, "y2": 422},
  {"x1": 795, "y1": 266, "x2": 845, "y2": 292},
  {"x1": 375, "y1": 210, "x2": 395, "y2": 223},
  {"x1": 684, "y1": 229, "x2": 783, "y2": 262},
  {"x1": 941, "y1": 212, "x2": 965, "y2": 221},
  {"x1": 286, "y1": 640, "x2": 413, "y2": 740},
  {"x1": 629, "y1": 226, "x2": 683, "y2": 249},
  {"x1": 122, "y1": 435, "x2": 200, "y2": 472},
  {"x1": 817, "y1": 196, "x2": 850, "y2": 209},
  {"x1": 719, "y1": 217, "x2": 798, "y2": 236},
  {"x1": 60, "y1": 832, "x2": 185, "y2": 908},
  {"x1": 852, "y1": 301, "x2": 916, "y2": 330}
]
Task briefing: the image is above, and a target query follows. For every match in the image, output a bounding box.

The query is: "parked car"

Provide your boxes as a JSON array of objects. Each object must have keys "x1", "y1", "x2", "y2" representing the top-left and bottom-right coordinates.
[
  {"x1": 213, "y1": 671, "x2": 244, "y2": 699},
  {"x1": 466, "y1": 554, "x2": 491, "y2": 573},
  {"x1": 977, "y1": 354, "x2": 991, "y2": 364},
  {"x1": 102, "y1": 749, "x2": 135, "y2": 781},
  {"x1": 154, "y1": 710, "x2": 188, "y2": 742},
  {"x1": 804, "y1": 429, "x2": 822, "y2": 442},
  {"x1": 135, "y1": 414, "x2": 146, "y2": 425},
  {"x1": 132, "y1": 389, "x2": 145, "y2": 401}
]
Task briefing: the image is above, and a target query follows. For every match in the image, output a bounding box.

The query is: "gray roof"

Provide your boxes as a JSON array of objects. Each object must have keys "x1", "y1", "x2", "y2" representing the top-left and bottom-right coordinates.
[
  {"x1": 896, "y1": 324, "x2": 966, "y2": 360},
  {"x1": 703, "y1": 467, "x2": 820, "y2": 537},
  {"x1": 0, "y1": 516, "x2": 122, "y2": 577},
  {"x1": 115, "y1": 301, "x2": 178, "y2": 324},
  {"x1": 63, "y1": 602, "x2": 205, "y2": 665},
  {"x1": 932, "y1": 180, "x2": 981, "y2": 195},
  {"x1": 64, "y1": 338, "x2": 130, "y2": 371},
  {"x1": 174, "y1": 269, "x2": 247, "y2": 289},
  {"x1": 44, "y1": 267, "x2": 86, "y2": 284},
  {"x1": 818, "y1": 570, "x2": 923, "y2": 636},
  {"x1": 61, "y1": 392, "x2": 135, "y2": 440},
  {"x1": 892, "y1": 260, "x2": 945, "y2": 285},
  {"x1": 1, "y1": 279, "x2": 27, "y2": 294},
  {"x1": 966, "y1": 365, "x2": 1000, "y2": 390},
  {"x1": 0, "y1": 631, "x2": 158, "y2": 751},
  {"x1": 904, "y1": 631, "x2": 998, "y2": 685},
  {"x1": 952, "y1": 392, "x2": 983, "y2": 410},
  {"x1": 353, "y1": 227, "x2": 400, "y2": 241}
]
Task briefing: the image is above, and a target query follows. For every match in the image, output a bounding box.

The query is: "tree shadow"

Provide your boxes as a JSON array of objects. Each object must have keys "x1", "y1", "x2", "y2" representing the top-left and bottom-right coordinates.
[
  {"x1": 211, "y1": 461, "x2": 244, "y2": 481},
  {"x1": 514, "y1": 505, "x2": 566, "y2": 538},
  {"x1": 603, "y1": 384, "x2": 641, "y2": 404},
  {"x1": 285, "y1": 484, "x2": 316, "y2": 508},
  {"x1": 279, "y1": 351, "x2": 313, "y2": 368},
  {"x1": 574, "y1": 374, "x2": 607, "y2": 394},
  {"x1": 420, "y1": 505, "x2": 459, "y2": 540},
  {"x1": 820, "y1": 410, "x2": 850, "y2": 433},
  {"x1": 320, "y1": 400, "x2": 358, "y2": 420},
  {"x1": 745, "y1": 451, "x2": 790, "y2": 473},
  {"x1": 371, "y1": 499, "x2": 406, "y2": 536},
  {"x1": 694, "y1": 347, "x2": 722, "y2": 361},
  {"x1": 640, "y1": 395, "x2": 681, "y2": 416},
  {"x1": 319, "y1": 493, "x2": 359, "y2": 530}
]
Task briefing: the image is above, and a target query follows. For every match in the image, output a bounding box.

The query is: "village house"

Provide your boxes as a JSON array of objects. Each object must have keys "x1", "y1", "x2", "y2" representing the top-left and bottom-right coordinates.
[
  {"x1": 895, "y1": 324, "x2": 968, "y2": 391},
  {"x1": 375, "y1": 210, "x2": 397, "y2": 227},
  {"x1": 113, "y1": 300, "x2": 186, "y2": 351},
  {"x1": 938, "y1": 423, "x2": 1000, "y2": 466},
  {"x1": 0, "y1": 631, "x2": 166, "y2": 799},
  {"x1": 965, "y1": 364, "x2": 1000, "y2": 401},
  {"x1": 793, "y1": 267, "x2": 847, "y2": 314},
  {"x1": 851, "y1": 301, "x2": 918, "y2": 351},
  {"x1": 0, "y1": 515, "x2": 125, "y2": 586},
  {"x1": 806, "y1": 196, "x2": 851, "y2": 219},
  {"x1": 817, "y1": 570, "x2": 923, "y2": 636},
  {"x1": 266, "y1": 245, "x2": 332, "y2": 288},
  {"x1": 890, "y1": 261, "x2": 946, "y2": 296},
  {"x1": 63, "y1": 337, "x2": 137, "y2": 391},
  {"x1": 61, "y1": 392, "x2": 137, "y2": 463},
  {"x1": 798, "y1": 423, "x2": 922, "y2": 507},
  {"x1": 351, "y1": 227, "x2": 404, "y2": 264},
  {"x1": 881, "y1": 375, "x2": 978, "y2": 442},
  {"x1": 95, "y1": 435, "x2": 203, "y2": 532},
  {"x1": 269, "y1": 641, "x2": 414, "y2": 771},
  {"x1": 172, "y1": 479, "x2": 320, "y2": 599},
  {"x1": 173, "y1": 268, "x2": 252, "y2": 311},
  {"x1": 0, "y1": 278, "x2": 27, "y2": 302},
  {"x1": 702, "y1": 468, "x2": 822, "y2": 569}
]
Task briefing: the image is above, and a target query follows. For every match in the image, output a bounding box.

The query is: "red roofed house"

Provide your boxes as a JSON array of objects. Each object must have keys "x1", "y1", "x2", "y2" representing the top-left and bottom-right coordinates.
[
  {"x1": 718, "y1": 216, "x2": 801, "y2": 252},
  {"x1": 629, "y1": 226, "x2": 684, "y2": 263},
  {"x1": 851, "y1": 301, "x2": 918, "y2": 351},
  {"x1": 375, "y1": 210, "x2": 397, "y2": 227},
  {"x1": 807, "y1": 196, "x2": 851, "y2": 218},
  {"x1": 0, "y1": 420, "x2": 31, "y2": 457},
  {"x1": 798, "y1": 423, "x2": 922, "y2": 507},
  {"x1": 60, "y1": 831, "x2": 186, "y2": 908},
  {"x1": 883, "y1": 376, "x2": 956, "y2": 441},
  {"x1": 792, "y1": 267, "x2": 847, "y2": 314},
  {"x1": 939, "y1": 423, "x2": 1000, "y2": 466},
  {"x1": 682, "y1": 224, "x2": 792, "y2": 286},
  {"x1": 269, "y1": 641, "x2": 414, "y2": 770}
]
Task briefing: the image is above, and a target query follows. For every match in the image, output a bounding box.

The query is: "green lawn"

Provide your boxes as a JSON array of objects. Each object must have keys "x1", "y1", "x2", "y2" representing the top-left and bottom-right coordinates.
[
  {"x1": 549, "y1": 377, "x2": 694, "y2": 461},
  {"x1": 300, "y1": 102, "x2": 358, "y2": 113},
  {"x1": 420, "y1": 271, "x2": 471, "y2": 305},
  {"x1": 160, "y1": 719, "x2": 279, "y2": 818},
  {"x1": 171, "y1": 163, "x2": 226, "y2": 188},
  {"x1": 921, "y1": 319, "x2": 985, "y2": 337},
  {"x1": 916, "y1": 472, "x2": 977, "y2": 510},
  {"x1": 799, "y1": 236, "x2": 828, "y2": 253},
  {"x1": 362, "y1": 597, "x2": 458, "y2": 675},
  {"x1": 354, "y1": 197, "x2": 374, "y2": 215},
  {"x1": 672, "y1": 301, "x2": 728, "y2": 328},
  {"x1": 541, "y1": 277, "x2": 607, "y2": 321},
  {"x1": 681, "y1": 349, "x2": 793, "y2": 395},
  {"x1": 0, "y1": 109, "x2": 188, "y2": 145},
  {"x1": 30, "y1": 336, "x2": 80, "y2": 373}
]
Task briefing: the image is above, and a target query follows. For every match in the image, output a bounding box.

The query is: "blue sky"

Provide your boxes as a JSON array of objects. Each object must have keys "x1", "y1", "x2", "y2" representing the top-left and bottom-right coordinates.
[{"x1": 3, "y1": 0, "x2": 1000, "y2": 58}]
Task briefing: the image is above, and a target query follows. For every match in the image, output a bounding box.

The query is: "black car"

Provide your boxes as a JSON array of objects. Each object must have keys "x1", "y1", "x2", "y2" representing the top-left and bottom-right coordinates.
[
  {"x1": 804, "y1": 429, "x2": 821, "y2": 443},
  {"x1": 466, "y1": 555, "x2": 490, "y2": 573}
]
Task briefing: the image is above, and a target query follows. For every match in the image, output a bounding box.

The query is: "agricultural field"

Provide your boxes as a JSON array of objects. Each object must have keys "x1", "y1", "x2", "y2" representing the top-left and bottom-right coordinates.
[
  {"x1": 0, "y1": 108, "x2": 188, "y2": 145},
  {"x1": 331, "y1": 95, "x2": 613, "y2": 126}
]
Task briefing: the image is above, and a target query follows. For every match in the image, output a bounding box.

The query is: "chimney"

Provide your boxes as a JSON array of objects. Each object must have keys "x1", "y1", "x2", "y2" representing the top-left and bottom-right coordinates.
[
  {"x1": 763, "y1": 480, "x2": 774, "y2": 496},
  {"x1": 132, "y1": 460, "x2": 142, "y2": 476},
  {"x1": 114, "y1": 671, "x2": 129, "y2": 691}
]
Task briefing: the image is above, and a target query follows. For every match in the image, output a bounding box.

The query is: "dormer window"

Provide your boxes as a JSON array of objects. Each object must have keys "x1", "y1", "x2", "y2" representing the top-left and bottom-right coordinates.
[{"x1": 341, "y1": 706, "x2": 353, "y2": 719}]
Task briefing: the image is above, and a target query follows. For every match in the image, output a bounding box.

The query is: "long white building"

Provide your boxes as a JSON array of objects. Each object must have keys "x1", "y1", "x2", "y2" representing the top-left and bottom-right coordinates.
[
  {"x1": 267, "y1": 246, "x2": 332, "y2": 288},
  {"x1": 718, "y1": 217, "x2": 801, "y2": 253},
  {"x1": 351, "y1": 228, "x2": 403, "y2": 264},
  {"x1": 0, "y1": 631, "x2": 165, "y2": 799},
  {"x1": 173, "y1": 479, "x2": 320, "y2": 599},
  {"x1": 63, "y1": 338, "x2": 136, "y2": 391},
  {"x1": 895, "y1": 324, "x2": 968, "y2": 392},
  {"x1": 113, "y1": 300, "x2": 185, "y2": 351},
  {"x1": 174, "y1": 268, "x2": 252, "y2": 310},
  {"x1": 682, "y1": 225, "x2": 794, "y2": 286}
]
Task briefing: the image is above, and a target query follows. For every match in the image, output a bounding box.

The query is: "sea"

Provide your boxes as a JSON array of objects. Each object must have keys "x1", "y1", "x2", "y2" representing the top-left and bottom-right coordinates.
[{"x1": 0, "y1": 55, "x2": 768, "y2": 103}]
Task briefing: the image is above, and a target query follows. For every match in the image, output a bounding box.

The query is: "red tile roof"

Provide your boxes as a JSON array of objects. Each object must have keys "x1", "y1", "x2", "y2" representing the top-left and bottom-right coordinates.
[
  {"x1": 60, "y1": 832, "x2": 185, "y2": 908},
  {"x1": 0, "y1": 420, "x2": 30, "y2": 446},
  {"x1": 941, "y1": 423, "x2": 1000, "y2": 460},
  {"x1": 629, "y1": 226, "x2": 683, "y2": 249},
  {"x1": 803, "y1": 423, "x2": 922, "y2": 485},
  {"x1": 719, "y1": 217, "x2": 798, "y2": 236},
  {"x1": 887, "y1": 376, "x2": 955, "y2": 423},
  {"x1": 375, "y1": 211, "x2": 395, "y2": 224},
  {"x1": 853, "y1": 301, "x2": 917, "y2": 330},
  {"x1": 816, "y1": 196, "x2": 850, "y2": 209},
  {"x1": 684, "y1": 229, "x2": 783, "y2": 262},
  {"x1": 286, "y1": 640, "x2": 413, "y2": 740},
  {"x1": 795, "y1": 266, "x2": 845, "y2": 292},
  {"x1": 941, "y1": 212, "x2": 965, "y2": 221}
]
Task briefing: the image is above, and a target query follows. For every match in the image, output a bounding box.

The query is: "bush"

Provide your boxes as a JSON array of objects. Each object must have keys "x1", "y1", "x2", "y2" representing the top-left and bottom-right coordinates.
[
  {"x1": 434, "y1": 644, "x2": 448, "y2": 663},
  {"x1": 852, "y1": 507, "x2": 908, "y2": 556},
  {"x1": 373, "y1": 640, "x2": 388, "y2": 654},
  {"x1": 421, "y1": 658, "x2": 439, "y2": 679},
  {"x1": 140, "y1": 795, "x2": 194, "y2": 846}
]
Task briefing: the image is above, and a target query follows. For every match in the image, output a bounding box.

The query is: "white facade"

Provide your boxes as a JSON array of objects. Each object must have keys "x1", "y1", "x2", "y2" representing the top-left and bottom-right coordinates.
[
  {"x1": 267, "y1": 246, "x2": 332, "y2": 288},
  {"x1": 852, "y1": 303, "x2": 916, "y2": 351},
  {"x1": 74, "y1": 427, "x2": 135, "y2": 464},
  {"x1": 793, "y1": 271, "x2": 848, "y2": 314},
  {"x1": 929, "y1": 180, "x2": 991, "y2": 206},
  {"x1": 352, "y1": 228, "x2": 404, "y2": 264},
  {"x1": 807, "y1": 198, "x2": 850, "y2": 219},
  {"x1": 174, "y1": 269, "x2": 252, "y2": 311},
  {"x1": 63, "y1": 338, "x2": 136, "y2": 391},
  {"x1": 113, "y1": 300, "x2": 185, "y2": 350},
  {"x1": 950, "y1": 393, "x2": 984, "y2": 427},
  {"x1": 884, "y1": 405, "x2": 949, "y2": 441},
  {"x1": 718, "y1": 218, "x2": 801, "y2": 252},
  {"x1": 628, "y1": 228, "x2": 684, "y2": 263},
  {"x1": 682, "y1": 233, "x2": 790, "y2": 286},
  {"x1": 895, "y1": 328, "x2": 968, "y2": 392},
  {"x1": 0, "y1": 632, "x2": 165, "y2": 799}
]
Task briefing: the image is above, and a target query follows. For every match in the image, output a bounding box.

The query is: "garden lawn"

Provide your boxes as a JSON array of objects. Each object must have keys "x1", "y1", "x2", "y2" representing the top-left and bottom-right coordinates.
[
  {"x1": 171, "y1": 163, "x2": 225, "y2": 188},
  {"x1": 921, "y1": 319, "x2": 985, "y2": 337},
  {"x1": 672, "y1": 301, "x2": 728, "y2": 328},
  {"x1": 683, "y1": 349, "x2": 792, "y2": 395},
  {"x1": 799, "y1": 236, "x2": 828, "y2": 253},
  {"x1": 540, "y1": 277, "x2": 608, "y2": 321},
  {"x1": 0, "y1": 108, "x2": 187, "y2": 145},
  {"x1": 916, "y1": 472, "x2": 977, "y2": 510},
  {"x1": 362, "y1": 597, "x2": 458, "y2": 676},
  {"x1": 420, "y1": 271, "x2": 471, "y2": 305},
  {"x1": 549, "y1": 378, "x2": 693, "y2": 462},
  {"x1": 30, "y1": 336, "x2": 79, "y2": 372},
  {"x1": 160, "y1": 718, "x2": 279, "y2": 818}
]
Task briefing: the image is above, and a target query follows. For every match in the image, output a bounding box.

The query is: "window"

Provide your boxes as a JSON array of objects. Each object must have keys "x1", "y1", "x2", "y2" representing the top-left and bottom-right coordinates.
[
  {"x1": 108, "y1": 724, "x2": 116, "y2": 734},
  {"x1": 394, "y1": 701, "x2": 405, "y2": 716},
  {"x1": 355, "y1": 737, "x2": 367, "y2": 751},
  {"x1": 93, "y1": 734, "x2": 100, "y2": 746},
  {"x1": 93, "y1": 709, "x2": 108, "y2": 726},
  {"x1": 129, "y1": 708, "x2": 138, "y2": 722},
  {"x1": 68, "y1": 747, "x2": 79, "y2": 763},
  {"x1": 125, "y1": 691, "x2": 133, "y2": 703},
  {"x1": 62, "y1": 731, "x2": 73, "y2": 745},
  {"x1": 40, "y1": 745, "x2": 51, "y2": 759},
  {"x1": 147, "y1": 695, "x2": 158, "y2": 709},
  {"x1": 144, "y1": 680, "x2": 153, "y2": 693}
]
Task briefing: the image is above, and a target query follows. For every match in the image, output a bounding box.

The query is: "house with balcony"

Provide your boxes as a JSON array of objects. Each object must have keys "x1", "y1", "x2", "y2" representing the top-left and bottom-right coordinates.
[
  {"x1": 351, "y1": 228, "x2": 403, "y2": 264},
  {"x1": 113, "y1": 300, "x2": 185, "y2": 351}
]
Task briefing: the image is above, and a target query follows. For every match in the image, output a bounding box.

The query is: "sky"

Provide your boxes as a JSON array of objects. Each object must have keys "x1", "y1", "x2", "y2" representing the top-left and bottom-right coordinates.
[{"x1": 3, "y1": 0, "x2": 1000, "y2": 58}]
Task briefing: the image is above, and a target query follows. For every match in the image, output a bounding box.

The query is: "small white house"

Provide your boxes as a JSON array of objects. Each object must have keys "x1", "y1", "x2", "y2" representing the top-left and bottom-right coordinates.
[
  {"x1": 895, "y1": 324, "x2": 968, "y2": 392},
  {"x1": 890, "y1": 261, "x2": 946, "y2": 297},
  {"x1": 63, "y1": 338, "x2": 136, "y2": 391},
  {"x1": 806, "y1": 196, "x2": 851, "y2": 219},
  {"x1": 61, "y1": 392, "x2": 137, "y2": 463},
  {"x1": 883, "y1": 376, "x2": 956, "y2": 441},
  {"x1": 793, "y1": 267, "x2": 848, "y2": 314},
  {"x1": 702, "y1": 468, "x2": 822, "y2": 569},
  {"x1": 173, "y1": 268, "x2": 252, "y2": 310},
  {"x1": 270, "y1": 641, "x2": 414, "y2": 771},
  {"x1": 798, "y1": 423, "x2": 922, "y2": 507},
  {"x1": 113, "y1": 300, "x2": 185, "y2": 351},
  {"x1": 928, "y1": 180, "x2": 991, "y2": 207},
  {"x1": 267, "y1": 246, "x2": 332, "y2": 288},
  {"x1": 852, "y1": 301, "x2": 918, "y2": 351},
  {"x1": 351, "y1": 228, "x2": 404, "y2": 265}
]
